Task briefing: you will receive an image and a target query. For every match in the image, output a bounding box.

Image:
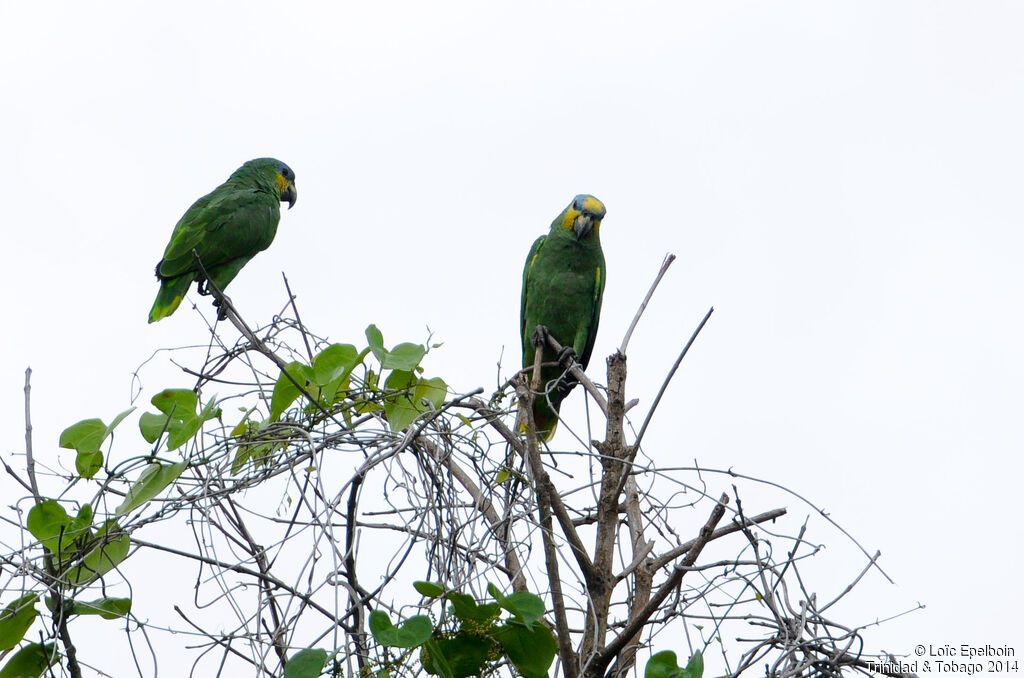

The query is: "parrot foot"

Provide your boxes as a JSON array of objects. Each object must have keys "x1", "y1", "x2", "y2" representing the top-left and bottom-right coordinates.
[
  {"x1": 530, "y1": 325, "x2": 550, "y2": 349},
  {"x1": 196, "y1": 278, "x2": 211, "y2": 296},
  {"x1": 212, "y1": 294, "x2": 232, "y2": 321},
  {"x1": 557, "y1": 346, "x2": 578, "y2": 369},
  {"x1": 213, "y1": 298, "x2": 228, "y2": 321}
]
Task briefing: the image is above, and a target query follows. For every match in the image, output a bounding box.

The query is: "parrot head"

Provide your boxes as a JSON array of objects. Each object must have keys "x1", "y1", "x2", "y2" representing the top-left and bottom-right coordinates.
[
  {"x1": 558, "y1": 194, "x2": 606, "y2": 241},
  {"x1": 274, "y1": 161, "x2": 298, "y2": 209},
  {"x1": 236, "y1": 158, "x2": 297, "y2": 209}
]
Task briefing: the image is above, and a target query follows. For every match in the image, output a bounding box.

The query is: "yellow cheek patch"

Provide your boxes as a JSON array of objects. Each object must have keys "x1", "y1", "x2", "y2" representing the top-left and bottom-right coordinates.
[
  {"x1": 276, "y1": 173, "x2": 293, "y2": 195},
  {"x1": 561, "y1": 208, "x2": 581, "y2": 231}
]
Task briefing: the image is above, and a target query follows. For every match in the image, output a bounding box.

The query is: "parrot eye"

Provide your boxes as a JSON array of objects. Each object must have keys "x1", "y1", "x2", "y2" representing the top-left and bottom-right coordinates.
[{"x1": 281, "y1": 166, "x2": 295, "y2": 181}]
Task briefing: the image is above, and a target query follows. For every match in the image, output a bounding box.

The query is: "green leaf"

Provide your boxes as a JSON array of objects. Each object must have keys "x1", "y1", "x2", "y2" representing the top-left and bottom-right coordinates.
[
  {"x1": 448, "y1": 593, "x2": 500, "y2": 624},
  {"x1": 365, "y1": 324, "x2": 386, "y2": 364},
  {"x1": 416, "y1": 377, "x2": 447, "y2": 409},
  {"x1": 59, "y1": 411, "x2": 133, "y2": 480},
  {"x1": 353, "y1": 398, "x2": 383, "y2": 415},
  {"x1": 368, "y1": 611, "x2": 433, "y2": 649},
  {"x1": 0, "y1": 594, "x2": 39, "y2": 651},
  {"x1": 198, "y1": 396, "x2": 221, "y2": 424},
  {"x1": 645, "y1": 650, "x2": 703, "y2": 678},
  {"x1": 383, "y1": 373, "x2": 448, "y2": 432},
  {"x1": 162, "y1": 395, "x2": 218, "y2": 450},
  {"x1": 270, "y1": 362, "x2": 314, "y2": 422},
  {"x1": 493, "y1": 621, "x2": 557, "y2": 678},
  {"x1": 486, "y1": 583, "x2": 504, "y2": 603},
  {"x1": 498, "y1": 591, "x2": 545, "y2": 628},
  {"x1": 383, "y1": 370, "x2": 421, "y2": 432},
  {"x1": 421, "y1": 635, "x2": 493, "y2": 678},
  {"x1": 365, "y1": 325, "x2": 427, "y2": 371},
  {"x1": 65, "y1": 521, "x2": 130, "y2": 586},
  {"x1": 58, "y1": 419, "x2": 107, "y2": 455},
  {"x1": 284, "y1": 648, "x2": 330, "y2": 678},
  {"x1": 151, "y1": 389, "x2": 197, "y2": 416},
  {"x1": 682, "y1": 651, "x2": 703, "y2": 678},
  {"x1": 26, "y1": 501, "x2": 70, "y2": 554},
  {"x1": 105, "y1": 407, "x2": 136, "y2": 436},
  {"x1": 232, "y1": 444, "x2": 253, "y2": 474},
  {"x1": 231, "y1": 407, "x2": 258, "y2": 437},
  {"x1": 0, "y1": 642, "x2": 57, "y2": 678},
  {"x1": 164, "y1": 416, "x2": 201, "y2": 451},
  {"x1": 312, "y1": 344, "x2": 360, "y2": 385},
  {"x1": 231, "y1": 441, "x2": 279, "y2": 475},
  {"x1": 75, "y1": 450, "x2": 103, "y2": 479},
  {"x1": 115, "y1": 461, "x2": 188, "y2": 516},
  {"x1": 413, "y1": 581, "x2": 446, "y2": 598},
  {"x1": 65, "y1": 505, "x2": 93, "y2": 545},
  {"x1": 384, "y1": 343, "x2": 426, "y2": 371},
  {"x1": 67, "y1": 597, "x2": 131, "y2": 620},
  {"x1": 420, "y1": 639, "x2": 455, "y2": 678},
  {"x1": 138, "y1": 411, "x2": 169, "y2": 444},
  {"x1": 140, "y1": 389, "x2": 218, "y2": 450},
  {"x1": 27, "y1": 502, "x2": 94, "y2": 562},
  {"x1": 646, "y1": 651, "x2": 679, "y2": 678}
]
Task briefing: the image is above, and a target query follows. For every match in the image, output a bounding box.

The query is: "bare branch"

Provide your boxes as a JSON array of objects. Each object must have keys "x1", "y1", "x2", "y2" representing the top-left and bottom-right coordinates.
[
  {"x1": 24, "y1": 367, "x2": 39, "y2": 501},
  {"x1": 619, "y1": 253, "x2": 676, "y2": 355},
  {"x1": 596, "y1": 493, "x2": 730, "y2": 675},
  {"x1": 632, "y1": 305, "x2": 713, "y2": 453}
]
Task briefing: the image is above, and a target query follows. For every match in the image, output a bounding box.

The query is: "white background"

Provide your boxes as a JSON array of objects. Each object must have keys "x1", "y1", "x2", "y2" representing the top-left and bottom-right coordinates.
[{"x1": 2, "y1": 2, "x2": 1022, "y2": 675}]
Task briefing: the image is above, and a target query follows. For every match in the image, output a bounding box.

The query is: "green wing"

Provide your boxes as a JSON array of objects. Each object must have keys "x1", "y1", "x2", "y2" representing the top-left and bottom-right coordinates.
[
  {"x1": 155, "y1": 193, "x2": 217, "y2": 276},
  {"x1": 578, "y1": 261, "x2": 605, "y2": 369},
  {"x1": 520, "y1": 233, "x2": 547, "y2": 355},
  {"x1": 158, "y1": 188, "x2": 277, "y2": 277}
]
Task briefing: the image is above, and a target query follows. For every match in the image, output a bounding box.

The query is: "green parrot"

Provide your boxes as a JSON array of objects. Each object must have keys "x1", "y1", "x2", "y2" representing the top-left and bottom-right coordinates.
[
  {"x1": 148, "y1": 158, "x2": 297, "y2": 323},
  {"x1": 520, "y1": 194, "x2": 607, "y2": 440}
]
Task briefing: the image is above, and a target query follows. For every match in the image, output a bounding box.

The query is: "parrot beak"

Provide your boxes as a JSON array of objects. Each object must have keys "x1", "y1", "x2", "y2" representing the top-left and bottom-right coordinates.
[
  {"x1": 573, "y1": 214, "x2": 594, "y2": 241},
  {"x1": 283, "y1": 183, "x2": 297, "y2": 209}
]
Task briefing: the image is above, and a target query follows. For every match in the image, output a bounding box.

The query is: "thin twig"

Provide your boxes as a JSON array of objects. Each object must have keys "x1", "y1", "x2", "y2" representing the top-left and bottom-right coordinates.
[
  {"x1": 25, "y1": 368, "x2": 83, "y2": 678},
  {"x1": 520, "y1": 369, "x2": 578, "y2": 678},
  {"x1": 515, "y1": 375, "x2": 597, "y2": 581},
  {"x1": 189, "y1": 249, "x2": 347, "y2": 431},
  {"x1": 632, "y1": 306, "x2": 713, "y2": 452},
  {"x1": 595, "y1": 493, "x2": 730, "y2": 674},
  {"x1": 24, "y1": 368, "x2": 39, "y2": 501},
  {"x1": 611, "y1": 474, "x2": 654, "y2": 677},
  {"x1": 632, "y1": 506, "x2": 787, "y2": 578},
  {"x1": 620, "y1": 253, "x2": 676, "y2": 354},
  {"x1": 282, "y1": 272, "x2": 314, "y2": 361},
  {"x1": 173, "y1": 605, "x2": 274, "y2": 676}
]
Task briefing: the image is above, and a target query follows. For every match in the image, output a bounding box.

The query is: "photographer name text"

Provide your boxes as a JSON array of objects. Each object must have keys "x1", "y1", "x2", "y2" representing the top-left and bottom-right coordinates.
[{"x1": 867, "y1": 645, "x2": 1018, "y2": 675}]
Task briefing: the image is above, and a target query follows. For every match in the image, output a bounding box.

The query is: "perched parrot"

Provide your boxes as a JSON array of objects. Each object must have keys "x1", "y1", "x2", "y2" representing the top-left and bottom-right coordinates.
[
  {"x1": 520, "y1": 194, "x2": 607, "y2": 440},
  {"x1": 148, "y1": 158, "x2": 297, "y2": 323}
]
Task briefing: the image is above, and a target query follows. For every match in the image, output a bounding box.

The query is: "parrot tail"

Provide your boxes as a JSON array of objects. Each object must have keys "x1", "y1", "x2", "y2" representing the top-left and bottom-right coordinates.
[
  {"x1": 530, "y1": 400, "x2": 560, "y2": 441},
  {"x1": 523, "y1": 373, "x2": 581, "y2": 441},
  {"x1": 148, "y1": 275, "x2": 193, "y2": 323}
]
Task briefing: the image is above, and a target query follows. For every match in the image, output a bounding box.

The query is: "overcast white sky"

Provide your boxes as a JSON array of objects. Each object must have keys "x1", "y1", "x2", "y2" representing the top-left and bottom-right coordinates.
[{"x1": 2, "y1": 1, "x2": 1023, "y2": 675}]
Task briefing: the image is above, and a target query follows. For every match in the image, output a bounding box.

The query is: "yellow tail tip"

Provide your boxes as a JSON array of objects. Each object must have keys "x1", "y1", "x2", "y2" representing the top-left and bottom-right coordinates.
[{"x1": 148, "y1": 294, "x2": 185, "y2": 323}]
